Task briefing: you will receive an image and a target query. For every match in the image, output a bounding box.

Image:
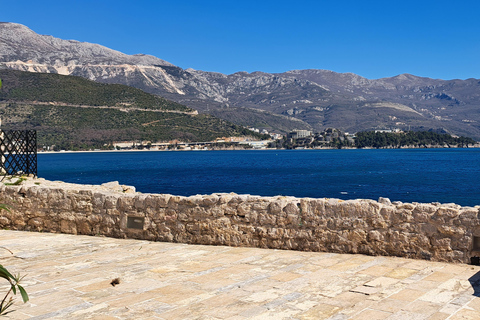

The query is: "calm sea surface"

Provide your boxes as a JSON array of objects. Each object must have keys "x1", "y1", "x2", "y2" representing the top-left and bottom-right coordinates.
[{"x1": 38, "y1": 149, "x2": 480, "y2": 206}]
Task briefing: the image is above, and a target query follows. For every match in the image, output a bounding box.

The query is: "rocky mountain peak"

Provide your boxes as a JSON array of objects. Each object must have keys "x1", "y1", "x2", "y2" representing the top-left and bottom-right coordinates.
[{"x1": 0, "y1": 22, "x2": 173, "y2": 67}]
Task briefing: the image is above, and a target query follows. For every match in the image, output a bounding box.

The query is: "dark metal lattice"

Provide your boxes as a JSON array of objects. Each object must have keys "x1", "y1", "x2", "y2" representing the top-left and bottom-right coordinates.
[{"x1": 0, "y1": 130, "x2": 37, "y2": 178}]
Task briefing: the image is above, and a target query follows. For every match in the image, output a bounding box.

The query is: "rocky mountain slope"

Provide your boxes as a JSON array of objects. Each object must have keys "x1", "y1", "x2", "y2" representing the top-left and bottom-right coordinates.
[{"x1": 2, "y1": 22, "x2": 480, "y2": 139}]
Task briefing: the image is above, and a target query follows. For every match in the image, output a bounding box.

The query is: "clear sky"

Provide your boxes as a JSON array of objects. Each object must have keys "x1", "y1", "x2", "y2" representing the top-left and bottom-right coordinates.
[{"x1": 1, "y1": 0, "x2": 479, "y2": 80}]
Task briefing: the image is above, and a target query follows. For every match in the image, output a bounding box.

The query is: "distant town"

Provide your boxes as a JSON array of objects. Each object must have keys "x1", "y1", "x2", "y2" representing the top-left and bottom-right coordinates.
[
  {"x1": 98, "y1": 128, "x2": 348, "y2": 151},
  {"x1": 40, "y1": 128, "x2": 478, "y2": 152}
]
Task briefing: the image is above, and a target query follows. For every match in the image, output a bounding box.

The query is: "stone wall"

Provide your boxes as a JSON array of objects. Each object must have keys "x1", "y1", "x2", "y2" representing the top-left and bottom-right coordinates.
[{"x1": 1, "y1": 177, "x2": 480, "y2": 263}]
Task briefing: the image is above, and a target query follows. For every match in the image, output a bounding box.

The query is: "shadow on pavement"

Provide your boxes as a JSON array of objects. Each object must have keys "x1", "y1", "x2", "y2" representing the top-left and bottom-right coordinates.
[{"x1": 469, "y1": 270, "x2": 480, "y2": 297}]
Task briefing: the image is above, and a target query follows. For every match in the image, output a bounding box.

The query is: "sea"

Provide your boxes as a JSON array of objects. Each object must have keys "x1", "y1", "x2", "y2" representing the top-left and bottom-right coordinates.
[{"x1": 38, "y1": 148, "x2": 480, "y2": 207}]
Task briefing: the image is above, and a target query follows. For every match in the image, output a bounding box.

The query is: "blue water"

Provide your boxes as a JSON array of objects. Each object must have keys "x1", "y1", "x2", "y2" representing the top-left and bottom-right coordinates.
[{"x1": 38, "y1": 149, "x2": 480, "y2": 206}]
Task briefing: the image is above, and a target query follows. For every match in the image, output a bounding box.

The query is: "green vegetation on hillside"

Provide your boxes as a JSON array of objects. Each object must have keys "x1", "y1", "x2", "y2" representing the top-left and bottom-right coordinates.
[
  {"x1": 0, "y1": 69, "x2": 191, "y2": 112},
  {"x1": 355, "y1": 131, "x2": 476, "y2": 148},
  {"x1": 0, "y1": 103, "x2": 265, "y2": 150},
  {"x1": 0, "y1": 70, "x2": 267, "y2": 149},
  {"x1": 271, "y1": 129, "x2": 476, "y2": 149}
]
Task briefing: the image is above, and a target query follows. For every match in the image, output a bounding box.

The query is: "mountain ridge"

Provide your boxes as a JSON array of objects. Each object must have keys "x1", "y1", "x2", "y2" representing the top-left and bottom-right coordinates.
[{"x1": 2, "y1": 22, "x2": 480, "y2": 139}]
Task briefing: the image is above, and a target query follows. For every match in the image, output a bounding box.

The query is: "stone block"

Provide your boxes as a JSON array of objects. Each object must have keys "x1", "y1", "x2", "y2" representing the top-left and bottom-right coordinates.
[
  {"x1": 28, "y1": 217, "x2": 44, "y2": 229},
  {"x1": 101, "y1": 181, "x2": 123, "y2": 192},
  {"x1": 77, "y1": 220, "x2": 92, "y2": 234},
  {"x1": 283, "y1": 202, "x2": 300, "y2": 215},
  {"x1": 60, "y1": 219, "x2": 77, "y2": 234},
  {"x1": 201, "y1": 195, "x2": 219, "y2": 207},
  {"x1": 435, "y1": 207, "x2": 460, "y2": 219},
  {"x1": 134, "y1": 194, "x2": 149, "y2": 209},
  {"x1": 368, "y1": 230, "x2": 384, "y2": 242},
  {"x1": 117, "y1": 195, "x2": 135, "y2": 211},
  {"x1": 396, "y1": 203, "x2": 415, "y2": 210},
  {"x1": 156, "y1": 194, "x2": 171, "y2": 208},
  {"x1": 0, "y1": 216, "x2": 10, "y2": 227}
]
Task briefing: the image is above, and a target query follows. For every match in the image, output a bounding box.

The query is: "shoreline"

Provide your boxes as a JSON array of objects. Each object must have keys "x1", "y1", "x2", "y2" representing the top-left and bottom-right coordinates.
[{"x1": 37, "y1": 145, "x2": 480, "y2": 154}]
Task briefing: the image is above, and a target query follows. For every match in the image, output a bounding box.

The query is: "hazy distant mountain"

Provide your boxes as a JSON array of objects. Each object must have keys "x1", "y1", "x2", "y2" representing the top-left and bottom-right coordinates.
[{"x1": 2, "y1": 22, "x2": 480, "y2": 139}]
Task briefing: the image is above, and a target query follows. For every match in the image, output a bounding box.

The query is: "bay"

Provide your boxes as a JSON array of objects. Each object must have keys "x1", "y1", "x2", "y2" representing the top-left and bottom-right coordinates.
[{"x1": 38, "y1": 149, "x2": 480, "y2": 207}]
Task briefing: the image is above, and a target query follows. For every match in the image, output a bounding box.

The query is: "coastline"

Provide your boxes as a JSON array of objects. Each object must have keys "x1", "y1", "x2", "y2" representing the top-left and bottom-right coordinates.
[{"x1": 37, "y1": 145, "x2": 480, "y2": 154}]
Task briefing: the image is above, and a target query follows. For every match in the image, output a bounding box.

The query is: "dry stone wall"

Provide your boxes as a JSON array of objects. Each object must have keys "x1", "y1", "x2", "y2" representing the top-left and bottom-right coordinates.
[{"x1": 1, "y1": 177, "x2": 480, "y2": 263}]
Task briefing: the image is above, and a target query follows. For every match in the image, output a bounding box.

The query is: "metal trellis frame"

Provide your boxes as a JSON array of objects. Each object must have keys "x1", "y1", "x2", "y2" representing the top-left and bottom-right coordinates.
[{"x1": 0, "y1": 130, "x2": 37, "y2": 179}]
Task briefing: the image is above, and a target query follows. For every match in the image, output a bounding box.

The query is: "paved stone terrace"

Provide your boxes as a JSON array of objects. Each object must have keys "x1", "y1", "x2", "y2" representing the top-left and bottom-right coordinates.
[{"x1": 1, "y1": 230, "x2": 480, "y2": 320}]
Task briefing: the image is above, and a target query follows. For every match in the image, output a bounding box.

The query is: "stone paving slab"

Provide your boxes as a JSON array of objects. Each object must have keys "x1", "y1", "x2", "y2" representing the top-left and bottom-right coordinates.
[{"x1": 0, "y1": 230, "x2": 479, "y2": 319}]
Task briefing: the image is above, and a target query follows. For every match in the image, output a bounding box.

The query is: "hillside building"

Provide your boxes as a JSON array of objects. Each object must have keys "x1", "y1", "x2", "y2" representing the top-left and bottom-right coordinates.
[{"x1": 287, "y1": 130, "x2": 312, "y2": 139}]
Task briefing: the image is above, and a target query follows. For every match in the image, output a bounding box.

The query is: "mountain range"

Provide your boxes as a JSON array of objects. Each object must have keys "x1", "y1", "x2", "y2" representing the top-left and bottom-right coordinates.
[{"x1": 1, "y1": 22, "x2": 480, "y2": 139}]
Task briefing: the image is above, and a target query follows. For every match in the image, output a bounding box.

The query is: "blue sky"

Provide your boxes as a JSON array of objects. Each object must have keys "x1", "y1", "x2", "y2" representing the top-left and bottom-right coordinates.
[{"x1": 1, "y1": 0, "x2": 479, "y2": 80}]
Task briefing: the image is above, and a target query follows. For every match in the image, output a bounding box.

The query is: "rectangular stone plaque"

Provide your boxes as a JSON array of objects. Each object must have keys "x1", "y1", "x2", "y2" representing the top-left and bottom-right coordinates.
[
  {"x1": 127, "y1": 216, "x2": 144, "y2": 230},
  {"x1": 474, "y1": 236, "x2": 480, "y2": 251}
]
